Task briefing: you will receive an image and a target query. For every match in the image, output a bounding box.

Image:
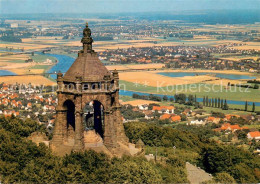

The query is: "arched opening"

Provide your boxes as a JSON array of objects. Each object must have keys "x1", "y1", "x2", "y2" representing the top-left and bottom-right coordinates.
[
  {"x1": 83, "y1": 100, "x2": 104, "y2": 138},
  {"x1": 63, "y1": 100, "x2": 75, "y2": 131}
]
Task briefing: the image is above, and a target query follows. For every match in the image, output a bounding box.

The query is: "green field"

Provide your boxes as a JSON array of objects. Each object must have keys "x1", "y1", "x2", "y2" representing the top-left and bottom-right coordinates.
[
  {"x1": 29, "y1": 65, "x2": 51, "y2": 70},
  {"x1": 119, "y1": 80, "x2": 260, "y2": 103},
  {"x1": 119, "y1": 95, "x2": 260, "y2": 115},
  {"x1": 119, "y1": 95, "x2": 135, "y2": 102},
  {"x1": 30, "y1": 54, "x2": 57, "y2": 63}
]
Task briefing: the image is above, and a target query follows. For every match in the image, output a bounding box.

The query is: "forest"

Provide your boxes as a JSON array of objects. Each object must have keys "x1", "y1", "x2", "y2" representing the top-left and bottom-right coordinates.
[{"x1": 0, "y1": 116, "x2": 259, "y2": 183}]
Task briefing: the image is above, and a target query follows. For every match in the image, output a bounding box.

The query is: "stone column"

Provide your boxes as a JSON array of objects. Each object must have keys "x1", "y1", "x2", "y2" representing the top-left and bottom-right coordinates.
[
  {"x1": 73, "y1": 94, "x2": 84, "y2": 151},
  {"x1": 52, "y1": 109, "x2": 66, "y2": 145},
  {"x1": 103, "y1": 110, "x2": 117, "y2": 149},
  {"x1": 73, "y1": 110, "x2": 84, "y2": 151},
  {"x1": 114, "y1": 106, "x2": 129, "y2": 144},
  {"x1": 51, "y1": 90, "x2": 66, "y2": 146}
]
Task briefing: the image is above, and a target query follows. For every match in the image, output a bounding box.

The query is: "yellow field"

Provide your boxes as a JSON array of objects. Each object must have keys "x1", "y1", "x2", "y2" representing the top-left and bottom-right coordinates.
[
  {"x1": 188, "y1": 24, "x2": 260, "y2": 33},
  {"x1": 119, "y1": 71, "x2": 218, "y2": 87},
  {"x1": 0, "y1": 75, "x2": 55, "y2": 85},
  {"x1": 0, "y1": 62, "x2": 35, "y2": 70},
  {"x1": 8, "y1": 69, "x2": 45, "y2": 75},
  {"x1": 106, "y1": 65, "x2": 129, "y2": 70},
  {"x1": 120, "y1": 99, "x2": 159, "y2": 106},
  {"x1": 22, "y1": 36, "x2": 63, "y2": 42},
  {"x1": 203, "y1": 79, "x2": 243, "y2": 86},
  {"x1": 220, "y1": 57, "x2": 259, "y2": 62},
  {"x1": 119, "y1": 69, "x2": 260, "y2": 87},
  {"x1": 0, "y1": 54, "x2": 30, "y2": 62},
  {"x1": 0, "y1": 43, "x2": 55, "y2": 51},
  {"x1": 231, "y1": 45, "x2": 260, "y2": 51}
]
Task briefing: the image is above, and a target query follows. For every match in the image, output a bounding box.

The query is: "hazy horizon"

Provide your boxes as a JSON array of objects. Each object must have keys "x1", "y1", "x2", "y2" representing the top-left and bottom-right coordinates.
[{"x1": 1, "y1": 0, "x2": 260, "y2": 14}]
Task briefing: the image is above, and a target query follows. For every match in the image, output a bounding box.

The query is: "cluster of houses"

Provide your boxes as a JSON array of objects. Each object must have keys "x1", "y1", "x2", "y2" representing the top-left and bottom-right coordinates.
[
  {"x1": 0, "y1": 84, "x2": 57, "y2": 123},
  {"x1": 133, "y1": 104, "x2": 182, "y2": 123},
  {"x1": 98, "y1": 45, "x2": 260, "y2": 72},
  {"x1": 214, "y1": 122, "x2": 260, "y2": 141},
  {"x1": 152, "y1": 106, "x2": 182, "y2": 122},
  {"x1": 126, "y1": 102, "x2": 260, "y2": 142}
]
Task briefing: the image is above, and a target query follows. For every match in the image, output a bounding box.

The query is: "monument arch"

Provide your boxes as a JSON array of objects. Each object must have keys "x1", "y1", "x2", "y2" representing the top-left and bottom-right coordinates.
[{"x1": 51, "y1": 23, "x2": 141, "y2": 156}]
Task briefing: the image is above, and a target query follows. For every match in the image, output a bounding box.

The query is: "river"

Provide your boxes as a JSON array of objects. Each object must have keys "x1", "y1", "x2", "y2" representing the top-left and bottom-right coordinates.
[
  {"x1": 45, "y1": 53, "x2": 260, "y2": 106},
  {"x1": 158, "y1": 72, "x2": 256, "y2": 80},
  {"x1": 0, "y1": 70, "x2": 16, "y2": 76}
]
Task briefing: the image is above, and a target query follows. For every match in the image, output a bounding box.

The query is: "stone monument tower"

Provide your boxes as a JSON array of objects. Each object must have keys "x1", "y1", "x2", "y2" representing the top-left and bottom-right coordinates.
[{"x1": 51, "y1": 23, "x2": 139, "y2": 156}]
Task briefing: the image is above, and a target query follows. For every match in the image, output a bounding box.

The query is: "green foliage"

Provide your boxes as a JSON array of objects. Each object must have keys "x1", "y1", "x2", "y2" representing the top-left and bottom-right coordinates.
[
  {"x1": 0, "y1": 116, "x2": 45, "y2": 137},
  {"x1": 110, "y1": 156, "x2": 162, "y2": 183},
  {"x1": 0, "y1": 116, "x2": 259, "y2": 183},
  {"x1": 222, "y1": 99, "x2": 229, "y2": 110},
  {"x1": 125, "y1": 122, "x2": 260, "y2": 183},
  {"x1": 0, "y1": 128, "x2": 53, "y2": 183},
  {"x1": 124, "y1": 122, "x2": 204, "y2": 151},
  {"x1": 252, "y1": 102, "x2": 255, "y2": 112},
  {"x1": 121, "y1": 105, "x2": 145, "y2": 120},
  {"x1": 175, "y1": 93, "x2": 186, "y2": 104},
  {"x1": 253, "y1": 84, "x2": 259, "y2": 89},
  {"x1": 62, "y1": 151, "x2": 111, "y2": 183},
  {"x1": 0, "y1": 116, "x2": 187, "y2": 183},
  {"x1": 0, "y1": 36, "x2": 22, "y2": 43},
  {"x1": 245, "y1": 101, "x2": 248, "y2": 111},
  {"x1": 211, "y1": 111, "x2": 225, "y2": 118},
  {"x1": 229, "y1": 116, "x2": 248, "y2": 126},
  {"x1": 213, "y1": 172, "x2": 236, "y2": 183},
  {"x1": 201, "y1": 144, "x2": 260, "y2": 183},
  {"x1": 157, "y1": 156, "x2": 188, "y2": 183}
]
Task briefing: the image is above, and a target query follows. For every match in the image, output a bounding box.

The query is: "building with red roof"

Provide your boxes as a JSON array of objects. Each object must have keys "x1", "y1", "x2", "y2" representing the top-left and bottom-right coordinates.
[
  {"x1": 247, "y1": 131, "x2": 260, "y2": 141},
  {"x1": 152, "y1": 106, "x2": 175, "y2": 114}
]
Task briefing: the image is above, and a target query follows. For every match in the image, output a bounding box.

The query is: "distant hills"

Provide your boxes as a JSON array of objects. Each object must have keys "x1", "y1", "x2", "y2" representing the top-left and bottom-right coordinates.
[{"x1": 1, "y1": 10, "x2": 260, "y2": 24}]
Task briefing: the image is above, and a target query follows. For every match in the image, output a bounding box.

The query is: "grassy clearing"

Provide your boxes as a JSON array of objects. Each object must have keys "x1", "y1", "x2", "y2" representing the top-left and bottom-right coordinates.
[
  {"x1": 119, "y1": 95, "x2": 135, "y2": 102},
  {"x1": 30, "y1": 54, "x2": 56, "y2": 63},
  {"x1": 29, "y1": 65, "x2": 51, "y2": 70},
  {"x1": 159, "y1": 101, "x2": 258, "y2": 115},
  {"x1": 119, "y1": 95, "x2": 258, "y2": 115},
  {"x1": 119, "y1": 80, "x2": 260, "y2": 102}
]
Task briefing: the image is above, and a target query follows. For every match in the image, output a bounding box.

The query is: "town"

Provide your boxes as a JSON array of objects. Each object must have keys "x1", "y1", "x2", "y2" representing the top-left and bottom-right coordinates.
[
  {"x1": 0, "y1": 82, "x2": 259, "y2": 156},
  {"x1": 0, "y1": 4, "x2": 260, "y2": 183}
]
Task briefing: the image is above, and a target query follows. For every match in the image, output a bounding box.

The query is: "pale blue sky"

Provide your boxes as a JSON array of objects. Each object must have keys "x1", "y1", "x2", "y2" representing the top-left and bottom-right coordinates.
[{"x1": 1, "y1": 0, "x2": 260, "y2": 14}]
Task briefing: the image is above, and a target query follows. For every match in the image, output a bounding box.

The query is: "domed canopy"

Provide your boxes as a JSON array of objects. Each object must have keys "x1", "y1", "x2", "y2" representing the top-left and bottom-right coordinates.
[
  {"x1": 63, "y1": 23, "x2": 111, "y2": 82},
  {"x1": 63, "y1": 52, "x2": 111, "y2": 82}
]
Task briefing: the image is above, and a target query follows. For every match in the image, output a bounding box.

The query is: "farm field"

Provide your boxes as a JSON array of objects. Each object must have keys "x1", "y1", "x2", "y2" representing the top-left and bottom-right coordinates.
[
  {"x1": 0, "y1": 42, "x2": 55, "y2": 51},
  {"x1": 120, "y1": 99, "x2": 160, "y2": 106},
  {"x1": 106, "y1": 63, "x2": 165, "y2": 71},
  {"x1": 0, "y1": 54, "x2": 30, "y2": 62},
  {"x1": 119, "y1": 95, "x2": 260, "y2": 114},
  {"x1": 0, "y1": 53, "x2": 56, "y2": 75},
  {"x1": 119, "y1": 71, "x2": 218, "y2": 87},
  {"x1": 0, "y1": 75, "x2": 55, "y2": 85},
  {"x1": 119, "y1": 69, "x2": 259, "y2": 88},
  {"x1": 119, "y1": 79, "x2": 260, "y2": 103}
]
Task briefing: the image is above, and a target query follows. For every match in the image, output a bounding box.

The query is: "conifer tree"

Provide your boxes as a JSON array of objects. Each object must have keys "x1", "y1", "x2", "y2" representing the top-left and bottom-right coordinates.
[
  {"x1": 252, "y1": 102, "x2": 255, "y2": 112},
  {"x1": 223, "y1": 99, "x2": 228, "y2": 110},
  {"x1": 245, "y1": 101, "x2": 248, "y2": 111}
]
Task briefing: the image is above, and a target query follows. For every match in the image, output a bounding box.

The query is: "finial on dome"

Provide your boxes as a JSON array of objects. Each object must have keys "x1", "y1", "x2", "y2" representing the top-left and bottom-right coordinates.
[{"x1": 81, "y1": 22, "x2": 94, "y2": 53}]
